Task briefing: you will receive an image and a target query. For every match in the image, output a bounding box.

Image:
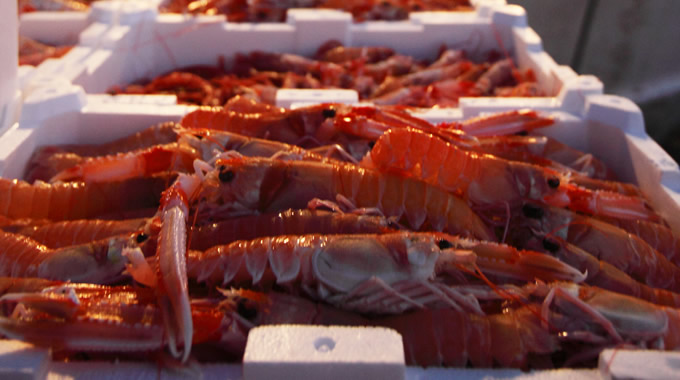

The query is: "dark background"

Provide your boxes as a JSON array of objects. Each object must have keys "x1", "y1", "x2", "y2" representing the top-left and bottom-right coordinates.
[{"x1": 510, "y1": 0, "x2": 680, "y2": 163}]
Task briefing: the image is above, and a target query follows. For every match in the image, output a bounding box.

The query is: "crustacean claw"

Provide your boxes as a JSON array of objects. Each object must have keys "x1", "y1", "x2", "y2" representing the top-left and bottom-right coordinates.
[
  {"x1": 453, "y1": 109, "x2": 555, "y2": 137},
  {"x1": 566, "y1": 186, "x2": 658, "y2": 221},
  {"x1": 48, "y1": 144, "x2": 196, "y2": 184},
  {"x1": 436, "y1": 238, "x2": 587, "y2": 284},
  {"x1": 156, "y1": 173, "x2": 202, "y2": 362},
  {"x1": 122, "y1": 247, "x2": 157, "y2": 287},
  {"x1": 0, "y1": 285, "x2": 80, "y2": 320}
]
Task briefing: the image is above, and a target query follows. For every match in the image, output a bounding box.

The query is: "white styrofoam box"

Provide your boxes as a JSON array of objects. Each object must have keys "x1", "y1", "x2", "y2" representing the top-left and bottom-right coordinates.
[
  {"x1": 18, "y1": 1, "x2": 160, "y2": 100},
  {"x1": 1, "y1": 0, "x2": 19, "y2": 135},
  {"x1": 243, "y1": 325, "x2": 405, "y2": 380},
  {"x1": 19, "y1": 1, "x2": 159, "y2": 46},
  {"x1": 0, "y1": 64, "x2": 677, "y2": 378},
  {"x1": 599, "y1": 349, "x2": 680, "y2": 380},
  {"x1": 48, "y1": 2, "x2": 595, "y2": 115},
  {"x1": 277, "y1": 89, "x2": 359, "y2": 109}
]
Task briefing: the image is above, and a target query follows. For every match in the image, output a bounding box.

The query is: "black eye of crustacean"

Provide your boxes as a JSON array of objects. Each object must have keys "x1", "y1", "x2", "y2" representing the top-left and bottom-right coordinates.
[
  {"x1": 193, "y1": 134, "x2": 204, "y2": 140},
  {"x1": 437, "y1": 239, "x2": 454, "y2": 249},
  {"x1": 368, "y1": 141, "x2": 376, "y2": 149},
  {"x1": 135, "y1": 233, "x2": 149, "y2": 243},
  {"x1": 547, "y1": 177, "x2": 560, "y2": 189},
  {"x1": 237, "y1": 299, "x2": 258, "y2": 320},
  {"x1": 218, "y1": 166, "x2": 235, "y2": 183},
  {"x1": 322, "y1": 108, "x2": 336, "y2": 119},
  {"x1": 542, "y1": 238, "x2": 560, "y2": 253},
  {"x1": 522, "y1": 203, "x2": 544, "y2": 219}
]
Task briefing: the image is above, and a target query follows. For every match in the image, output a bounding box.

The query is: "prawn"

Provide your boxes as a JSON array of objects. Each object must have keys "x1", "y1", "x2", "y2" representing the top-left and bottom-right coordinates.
[
  {"x1": 187, "y1": 232, "x2": 584, "y2": 314},
  {"x1": 196, "y1": 156, "x2": 495, "y2": 240},
  {"x1": 0, "y1": 176, "x2": 170, "y2": 221},
  {"x1": 0, "y1": 231, "x2": 131, "y2": 284},
  {"x1": 362, "y1": 127, "x2": 656, "y2": 221}
]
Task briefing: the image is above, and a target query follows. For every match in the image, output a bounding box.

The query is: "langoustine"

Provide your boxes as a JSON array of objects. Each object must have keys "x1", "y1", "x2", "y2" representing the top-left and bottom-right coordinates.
[
  {"x1": 195, "y1": 156, "x2": 495, "y2": 240},
  {"x1": 0, "y1": 176, "x2": 170, "y2": 221},
  {"x1": 513, "y1": 201, "x2": 680, "y2": 292},
  {"x1": 185, "y1": 232, "x2": 584, "y2": 314},
  {"x1": 362, "y1": 127, "x2": 657, "y2": 222},
  {"x1": 0, "y1": 231, "x2": 132, "y2": 284}
]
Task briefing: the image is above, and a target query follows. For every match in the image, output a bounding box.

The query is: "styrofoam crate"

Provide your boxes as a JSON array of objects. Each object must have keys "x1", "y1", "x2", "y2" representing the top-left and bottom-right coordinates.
[
  {"x1": 18, "y1": 1, "x2": 160, "y2": 99},
  {"x1": 44, "y1": 1, "x2": 598, "y2": 114},
  {"x1": 1, "y1": 1, "x2": 19, "y2": 136},
  {"x1": 0, "y1": 70, "x2": 678, "y2": 379}
]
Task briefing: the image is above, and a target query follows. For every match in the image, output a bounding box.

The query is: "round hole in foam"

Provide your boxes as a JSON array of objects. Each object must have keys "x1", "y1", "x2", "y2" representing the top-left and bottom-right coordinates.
[{"x1": 314, "y1": 336, "x2": 336, "y2": 353}]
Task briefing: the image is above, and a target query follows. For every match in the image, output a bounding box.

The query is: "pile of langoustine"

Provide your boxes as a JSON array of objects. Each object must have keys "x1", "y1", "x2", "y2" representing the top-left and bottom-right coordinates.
[
  {"x1": 18, "y1": 0, "x2": 97, "y2": 13},
  {"x1": 108, "y1": 42, "x2": 541, "y2": 108},
  {"x1": 18, "y1": 36, "x2": 73, "y2": 67},
  {"x1": 162, "y1": 0, "x2": 473, "y2": 22},
  {"x1": 1, "y1": 98, "x2": 680, "y2": 369}
]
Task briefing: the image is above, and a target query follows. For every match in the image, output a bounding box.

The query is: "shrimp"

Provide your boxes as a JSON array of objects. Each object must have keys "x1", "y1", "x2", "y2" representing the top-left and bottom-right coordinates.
[
  {"x1": 8, "y1": 218, "x2": 148, "y2": 249},
  {"x1": 27, "y1": 122, "x2": 180, "y2": 159},
  {"x1": 510, "y1": 228, "x2": 680, "y2": 308},
  {"x1": 25, "y1": 122, "x2": 181, "y2": 182},
  {"x1": 0, "y1": 176, "x2": 170, "y2": 221},
  {"x1": 188, "y1": 209, "x2": 397, "y2": 251},
  {"x1": 187, "y1": 232, "x2": 584, "y2": 315},
  {"x1": 0, "y1": 231, "x2": 131, "y2": 284},
  {"x1": 215, "y1": 289, "x2": 559, "y2": 368},
  {"x1": 0, "y1": 280, "x2": 224, "y2": 355},
  {"x1": 18, "y1": 36, "x2": 73, "y2": 67},
  {"x1": 196, "y1": 156, "x2": 495, "y2": 240},
  {"x1": 445, "y1": 109, "x2": 555, "y2": 137},
  {"x1": 49, "y1": 143, "x2": 198, "y2": 183},
  {"x1": 471, "y1": 59, "x2": 514, "y2": 96},
  {"x1": 48, "y1": 128, "x2": 352, "y2": 183},
  {"x1": 179, "y1": 97, "x2": 332, "y2": 143},
  {"x1": 314, "y1": 42, "x2": 395, "y2": 64},
  {"x1": 474, "y1": 134, "x2": 613, "y2": 180},
  {"x1": 18, "y1": 0, "x2": 90, "y2": 12},
  {"x1": 362, "y1": 127, "x2": 656, "y2": 221},
  {"x1": 149, "y1": 172, "x2": 203, "y2": 362},
  {"x1": 600, "y1": 217, "x2": 680, "y2": 266},
  {"x1": 371, "y1": 61, "x2": 473, "y2": 98},
  {"x1": 513, "y1": 201, "x2": 680, "y2": 292},
  {"x1": 233, "y1": 51, "x2": 344, "y2": 86},
  {"x1": 144, "y1": 72, "x2": 219, "y2": 106}
]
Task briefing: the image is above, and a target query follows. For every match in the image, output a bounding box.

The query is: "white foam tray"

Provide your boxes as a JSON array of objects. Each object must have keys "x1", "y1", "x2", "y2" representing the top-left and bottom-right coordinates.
[
  {"x1": 1, "y1": 1, "x2": 19, "y2": 136},
  {"x1": 1, "y1": 75, "x2": 670, "y2": 378},
  {"x1": 4, "y1": 1, "x2": 680, "y2": 378},
  {"x1": 18, "y1": 0, "x2": 158, "y2": 101},
  {"x1": 28, "y1": 0, "x2": 599, "y2": 115}
]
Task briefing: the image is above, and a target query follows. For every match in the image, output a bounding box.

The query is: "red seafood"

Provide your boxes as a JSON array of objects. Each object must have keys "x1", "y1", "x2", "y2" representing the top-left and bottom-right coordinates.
[
  {"x1": 362, "y1": 127, "x2": 656, "y2": 221},
  {"x1": 474, "y1": 134, "x2": 614, "y2": 180},
  {"x1": 19, "y1": 0, "x2": 91, "y2": 13},
  {"x1": 47, "y1": 128, "x2": 353, "y2": 183},
  {"x1": 187, "y1": 232, "x2": 584, "y2": 314},
  {"x1": 188, "y1": 209, "x2": 397, "y2": 251},
  {"x1": 513, "y1": 201, "x2": 680, "y2": 292},
  {"x1": 0, "y1": 279, "x2": 223, "y2": 355},
  {"x1": 6, "y1": 218, "x2": 148, "y2": 249},
  {"x1": 0, "y1": 176, "x2": 170, "y2": 221},
  {"x1": 18, "y1": 36, "x2": 72, "y2": 67},
  {"x1": 25, "y1": 122, "x2": 180, "y2": 182},
  {"x1": 600, "y1": 217, "x2": 680, "y2": 266},
  {"x1": 197, "y1": 156, "x2": 495, "y2": 240},
  {"x1": 0, "y1": 231, "x2": 132, "y2": 284}
]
